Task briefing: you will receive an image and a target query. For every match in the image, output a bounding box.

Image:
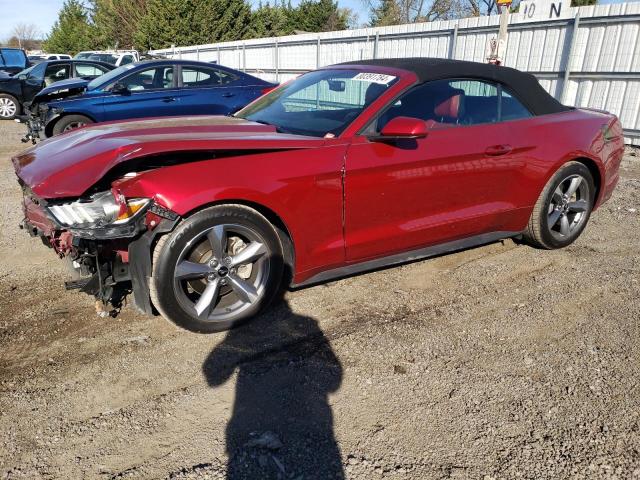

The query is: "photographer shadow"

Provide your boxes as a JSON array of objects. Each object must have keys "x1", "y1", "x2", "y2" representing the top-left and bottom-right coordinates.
[{"x1": 202, "y1": 300, "x2": 344, "y2": 479}]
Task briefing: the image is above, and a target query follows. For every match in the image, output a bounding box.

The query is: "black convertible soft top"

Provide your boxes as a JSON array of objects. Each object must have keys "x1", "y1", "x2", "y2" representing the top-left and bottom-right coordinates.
[{"x1": 337, "y1": 57, "x2": 569, "y2": 116}]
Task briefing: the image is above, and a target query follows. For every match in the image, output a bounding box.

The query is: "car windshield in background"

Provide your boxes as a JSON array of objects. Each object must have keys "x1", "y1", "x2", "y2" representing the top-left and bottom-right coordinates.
[
  {"x1": 235, "y1": 69, "x2": 399, "y2": 137},
  {"x1": 74, "y1": 52, "x2": 93, "y2": 59},
  {"x1": 87, "y1": 53, "x2": 119, "y2": 64},
  {"x1": 87, "y1": 63, "x2": 137, "y2": 90}
]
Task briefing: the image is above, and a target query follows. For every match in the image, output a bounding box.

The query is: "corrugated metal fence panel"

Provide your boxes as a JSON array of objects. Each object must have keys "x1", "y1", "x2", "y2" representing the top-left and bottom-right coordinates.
[{"x1": 151, "y1": 2, "x2": 640, "y2": 144}]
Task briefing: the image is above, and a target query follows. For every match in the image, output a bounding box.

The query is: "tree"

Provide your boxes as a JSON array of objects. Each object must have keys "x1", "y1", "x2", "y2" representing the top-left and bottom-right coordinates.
[
  {"x1": 201, "y1": 0, "x2": 253, "y2": 42},
  {"x1": 293, "y1": 0, "x2": 348, "y2": 32},
  {"x1": 90, "y1": 0, "x2": 149, "y2": 50},
  {"x1": 249, "y1": 1, "x2": 295, "y2": 38},
  {"x1": 11, "y1": 23, "x2": 41, "y2": 50},
  {"x1": 43, "y1": 0, "x2": 94, "y2": 55},
  {"x1": 135, "y1": 0, "x2": 253, "y2": 50},
  {"x1": 370, "y1": 0, "x2": 402, "y2": 26},
  {"x1": 570, "y1": 0, "x2": 596, "y2": 5}
]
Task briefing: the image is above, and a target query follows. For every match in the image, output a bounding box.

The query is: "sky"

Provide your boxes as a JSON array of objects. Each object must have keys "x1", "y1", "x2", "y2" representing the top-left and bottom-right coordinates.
[{"x1": 0, "y1": 0, "x2": 629, "y2": 43}]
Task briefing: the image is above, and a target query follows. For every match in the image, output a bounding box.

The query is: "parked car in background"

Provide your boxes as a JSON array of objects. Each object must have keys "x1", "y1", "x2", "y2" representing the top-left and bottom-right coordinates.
[
  {"x1": 22, "y1": 59, "x2": 277, "y2": 140},
  {"x1": 0, "y1": 60, "x2": 114, "y2": 120},
  {"x1": 28, "y1": 54, "x2": 72, "y2": 64},
  {"x1": 13, "y1": 58, "x2": 623, "y2": 333},
  {"x1": 74, "y1": 50, "x2": 139, "y2": 66},
  {"x1": 0, "y1": 48, "x2": 29, "y2": 76}
]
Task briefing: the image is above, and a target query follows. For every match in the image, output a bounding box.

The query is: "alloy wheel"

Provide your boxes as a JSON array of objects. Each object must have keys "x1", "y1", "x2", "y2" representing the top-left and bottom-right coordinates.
[
  {"x1": 63, "y1": 121, "x2": 87, "y2": 132},
  {"x1": 0, "y1": 97, "x2": 17, "y2": 118},
  {"x1": 547, "y1": 174, "x2": 590, "y2": 240},
  {"x1": 172, "y1": 223, "x2": 271, "y2": 322}
]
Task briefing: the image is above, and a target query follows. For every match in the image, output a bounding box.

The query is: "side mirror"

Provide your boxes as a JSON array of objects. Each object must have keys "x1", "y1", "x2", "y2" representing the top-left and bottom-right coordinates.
[
  {"x1": 111, "y1": 82, "x2": 129, "y2": 95},
  {"x1": 371, "y1": 117, "x2": 432, "y2": 142}
]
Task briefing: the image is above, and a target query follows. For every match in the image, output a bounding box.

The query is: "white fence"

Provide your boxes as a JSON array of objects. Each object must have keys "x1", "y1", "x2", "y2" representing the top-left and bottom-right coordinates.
[{"x1": 151, "y1": 2, "x2": 640, "y2": 144}]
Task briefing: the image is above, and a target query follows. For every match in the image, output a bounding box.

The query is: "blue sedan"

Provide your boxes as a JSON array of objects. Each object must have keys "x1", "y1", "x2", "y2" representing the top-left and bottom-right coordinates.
[{"x1": 24, "y1": 59, "x2": 277, "y2": 138}]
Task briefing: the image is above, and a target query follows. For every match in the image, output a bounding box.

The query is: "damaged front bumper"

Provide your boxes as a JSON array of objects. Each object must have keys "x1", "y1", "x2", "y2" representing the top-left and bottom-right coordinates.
[
  {"x1": 20, "y1": 189, "x2": 180, "y2": 317},
  {"x1": 19, "y1": 102, "x2": 48, "y2": 144}
]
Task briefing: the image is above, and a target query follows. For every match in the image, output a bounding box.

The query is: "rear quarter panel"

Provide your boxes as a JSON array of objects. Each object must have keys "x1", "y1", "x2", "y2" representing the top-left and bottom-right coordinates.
[{"x1": 506, "y1": 108, "x2": 623, "y2": 215}]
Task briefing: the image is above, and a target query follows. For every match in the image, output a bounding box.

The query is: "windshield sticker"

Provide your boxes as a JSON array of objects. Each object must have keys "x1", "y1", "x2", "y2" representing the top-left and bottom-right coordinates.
[{"x1": 352, "y1": 73, "x2": 396, "y2": 85}]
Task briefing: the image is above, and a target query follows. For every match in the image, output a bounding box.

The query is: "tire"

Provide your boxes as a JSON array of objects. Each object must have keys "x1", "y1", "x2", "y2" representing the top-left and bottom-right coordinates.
[
  {"x1": 51, "y1": 114, "x2": 93, "y2": 136},
  {"x1": 524, "y1": 161, "x2": 595, "y2": 249},
  {"x1": 0, "y1": 94, "x2": 20, "y2": 120},
  {"x1": 150, "y1": 205, "x2": 284, "y2": 333}
]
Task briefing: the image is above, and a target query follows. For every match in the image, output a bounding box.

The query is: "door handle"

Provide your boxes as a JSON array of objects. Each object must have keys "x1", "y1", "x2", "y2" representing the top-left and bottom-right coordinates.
[
  {"x1": 485, "y1": 144, "x2": 513, "y2": 156},
  {"x1": 161, "y1": 97, "x2": 177, "y2": 103},
  {"x1": 222, "y1": 92, "x2": 235, "y2": 98}
]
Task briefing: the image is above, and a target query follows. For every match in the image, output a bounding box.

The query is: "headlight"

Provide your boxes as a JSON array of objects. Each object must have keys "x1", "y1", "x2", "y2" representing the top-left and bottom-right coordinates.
[{"x1": 48, "y1": 191, "x2": 150, "y2": 228}]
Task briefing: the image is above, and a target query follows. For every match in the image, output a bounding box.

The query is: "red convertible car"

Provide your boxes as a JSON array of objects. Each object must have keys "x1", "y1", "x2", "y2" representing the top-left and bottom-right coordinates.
[{"x1": 13, "y1": 58, "x2": 623, "y2": 333}]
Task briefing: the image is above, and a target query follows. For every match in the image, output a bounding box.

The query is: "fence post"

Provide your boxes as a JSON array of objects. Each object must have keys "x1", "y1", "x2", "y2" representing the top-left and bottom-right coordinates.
[
  {"x1": 561, "y1": 12, "x2": 580, "y2": 104},
  {"x1": 316, "y1": 36, "x2": 321, "y2": 68},
  {"x1": 449, "y1": 24, "x2": 459, "y2": 59},
  {"x1": 242, "y1": 43, "x2": 246, "y2": 72},
  {"x1": 217, "y1": 46, "x2": 221, "y2": 65},
  {"x1": 275, "y1": 39, "x2": 279, "y2": 82},
  {"x1": 373, "y1": 33, "x2": 379, "y2": 59}
]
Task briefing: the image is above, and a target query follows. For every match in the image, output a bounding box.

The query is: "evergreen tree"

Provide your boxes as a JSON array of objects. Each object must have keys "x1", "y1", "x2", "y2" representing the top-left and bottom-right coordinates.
[
  {"x1": 43, "y1": 0, "x2": 94, "y2": 55},
  {"x1": 370, "y1": 0, "x2": 402, "y2": 26},
  {"x1": 293, "y1": 0, "x2": 347, "y2": 32},
  {"x1": 202, "y1": 0, "x2": 253, "y2": 42},
  {"x1": 90, "y1": 0, "x2": 149, "y2": 50}
]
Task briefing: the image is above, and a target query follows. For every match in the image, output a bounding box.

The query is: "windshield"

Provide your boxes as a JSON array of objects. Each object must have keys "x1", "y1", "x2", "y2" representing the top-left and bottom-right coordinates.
[
  {"x1": 87, "y1": 63, "x2": 137, "y2": 90},
  {"x1": 16, "y1": 65, "x2": 36, "y2": 77},
  {"x1": 87, "y1": 53, "x2": 119, "y2": 64},
  {"x1": 235, "y1": 69, "x2": 399, "y2": 137},
  {"x1": 74, "y1": 52, "x2": 94, "y2": 59}
]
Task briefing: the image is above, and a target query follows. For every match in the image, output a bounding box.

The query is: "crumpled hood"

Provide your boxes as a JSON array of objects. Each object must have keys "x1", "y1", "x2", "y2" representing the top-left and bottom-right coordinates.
[
  {"x1": 33, "y1": 77, "x2": 89, "y2": 101},
  {"x1": 13, "y1": 115, "x2": 324, "y2": 198}
]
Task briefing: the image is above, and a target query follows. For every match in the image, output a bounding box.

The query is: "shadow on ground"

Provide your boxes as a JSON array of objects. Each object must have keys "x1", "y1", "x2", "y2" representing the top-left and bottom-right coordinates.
[{"x1": 203, "y1": 301, "x2": 344, "y2": 479}]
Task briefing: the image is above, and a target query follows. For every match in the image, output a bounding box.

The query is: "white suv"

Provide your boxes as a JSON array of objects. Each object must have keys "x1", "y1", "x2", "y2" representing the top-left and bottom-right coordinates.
[{"x1": 74, "y1": 50, "x2": 139, "y2": 66}]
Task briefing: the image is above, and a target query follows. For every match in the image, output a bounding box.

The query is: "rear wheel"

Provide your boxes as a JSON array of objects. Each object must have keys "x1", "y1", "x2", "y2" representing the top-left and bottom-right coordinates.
[
  {"x1": 0, "y1": 94, "x2": 19, "y2": 120},
  {"x1": 150, "y1": 205, "x2": 284, "y2": 333},
  {"x1": 524, "y1": 161, "x2": 595, "y2": 249},
  {"x1": 52, "y1": 114, "x2": 93, "y2": 136}
]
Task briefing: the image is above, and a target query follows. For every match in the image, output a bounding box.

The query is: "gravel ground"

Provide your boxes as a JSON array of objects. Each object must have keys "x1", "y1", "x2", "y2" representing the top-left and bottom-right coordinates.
[{"x1": 0, "y1": 119, "x2": 639, "y2": 480}]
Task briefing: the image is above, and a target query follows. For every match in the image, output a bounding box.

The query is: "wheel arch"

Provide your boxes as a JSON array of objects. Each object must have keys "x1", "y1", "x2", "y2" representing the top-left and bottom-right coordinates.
[
  {"x1": 45, "y1": 111, "x2": 96, "y2": 137},
  {"x1": 180, "y1": 199, "x2": 296, "y2": 285},
  {"x1": 571, "y1": 156, "x2": 602, "y2": 207}
]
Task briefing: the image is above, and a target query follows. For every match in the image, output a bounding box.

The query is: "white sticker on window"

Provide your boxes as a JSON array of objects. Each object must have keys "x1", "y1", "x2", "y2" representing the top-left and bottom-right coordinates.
[{"x1": 352, "y1": 72, "x2": 396, "y2": 85}]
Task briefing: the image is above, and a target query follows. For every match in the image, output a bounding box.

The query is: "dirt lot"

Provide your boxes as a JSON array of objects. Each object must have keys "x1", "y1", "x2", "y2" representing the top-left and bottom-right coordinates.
[{"x1": 0, "y1": 119, "x2": 639, "y2": 480}]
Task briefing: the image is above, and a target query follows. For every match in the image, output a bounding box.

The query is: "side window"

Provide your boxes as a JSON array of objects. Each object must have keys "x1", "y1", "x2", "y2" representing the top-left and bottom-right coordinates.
[
  {"x1": 501, "y1": 89, "x2": 532, "y2": 121},
  {"x1": 44, "y1": 63, "x2": 71, "y2": 86},
  {"x1": 120, "y1": 55, "x2": 135, "y2": 65},
  {"x1": 181, "y1": 66, "x2": 236, "y2": 87},
  {"x1": 119, "y1": 66, "x2": 174, "y2": 91},
  {"x1": 76, "y1": 63, "x2": 109, "y2": 78},
  {"x1": 450, "y1": 80, "x2": 499, "y2": 125}
]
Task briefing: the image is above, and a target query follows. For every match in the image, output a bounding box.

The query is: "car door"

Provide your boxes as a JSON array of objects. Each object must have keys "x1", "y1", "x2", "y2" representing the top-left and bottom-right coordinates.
[
  {"x1": 21, "y1": 62, "x2": 47, "y2": 102},
  {"x1": 176, "y1": 64, "x2": 244, "y2": 115},
  {"x1": 100, "y1": 64, "x2": 180, "y2": 121},
  {"x1": 344, "y1": 78, "x2": 525, "y2": 262},
  {"x1": 43, "y1": 62, "x2": 71, "y2": 86}
]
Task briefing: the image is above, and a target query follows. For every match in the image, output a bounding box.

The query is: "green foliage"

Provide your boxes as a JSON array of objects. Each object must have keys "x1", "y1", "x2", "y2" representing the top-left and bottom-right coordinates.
[
  {"x1": 570, "y1": 0, "x2": 596, "y2": 5},
  {"x1": 293, "y1": 0, "x2": 349, "y2": 32},
  {"x1": 44, "y1": 0, "x2": 355, "y2": 53},
  {"x1": 42, "y1": 0, "x2": 94, "y2": 55},
  {"x1": 370, "y1": 0, "x2": 402, "y2": 26},
  {"x1": 90, "y1": 0, "x2": 149, "y2": 49}
]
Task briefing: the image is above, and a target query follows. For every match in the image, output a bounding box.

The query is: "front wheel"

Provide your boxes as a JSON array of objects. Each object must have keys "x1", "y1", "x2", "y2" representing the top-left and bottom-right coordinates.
[
  {"x1": 0, "y1": 94, "x2": 19, "y2": 120},
  {"x1": 150, "y1": 205, "x2": 284, "y2": 333},
  {"x1": 51, "y1": 114, "x2": 93, "y2": 136},
  {"x1": 524, "y1": 161, "x2": 595, "y2": 249}
]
